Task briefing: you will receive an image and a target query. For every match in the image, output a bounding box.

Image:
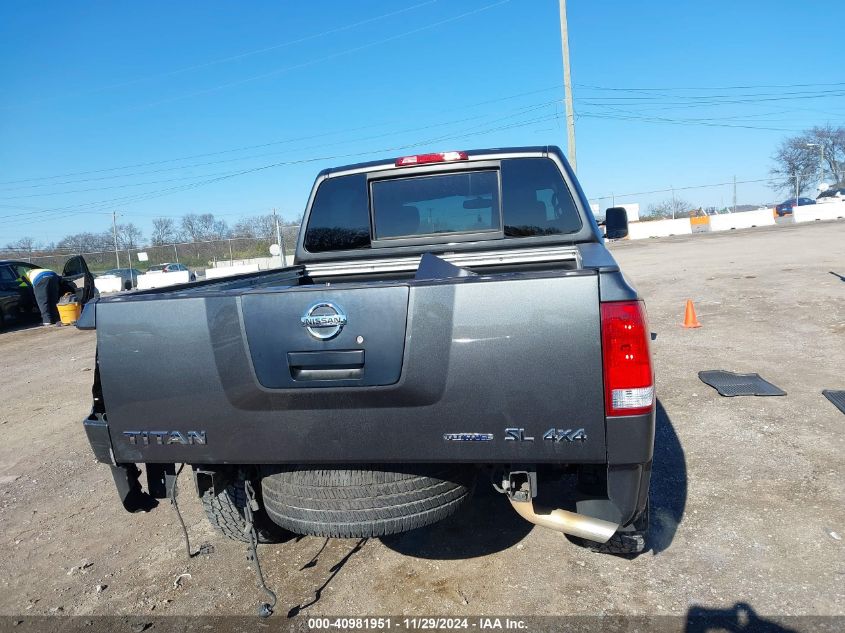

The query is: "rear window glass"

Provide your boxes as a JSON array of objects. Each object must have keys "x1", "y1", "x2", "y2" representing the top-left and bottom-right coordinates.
[
  {"x1": 303, "y1": 157, "x2": 583, "y2": 252},
  {"x1": 500, "y1": 158, "x2": 582, "y2": 236},
  {"x1": 371, "y1": 171, "x2": 500, "y2": 240},
  {"x1": 303, "y1": 174, "x2": 371, "y2": 253}
]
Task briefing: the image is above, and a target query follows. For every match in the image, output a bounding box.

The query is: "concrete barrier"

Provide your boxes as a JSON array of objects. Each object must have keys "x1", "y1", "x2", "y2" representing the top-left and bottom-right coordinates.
[
  {"x1": 793, "y1": 201, "x2": 845, "y2": 223},
  {"x1": 689, "y1": 215, "x2": 710, "y2": 234},
  {"x1": 709, "y1": 208, "x2": 775, "y2": 231},
  {"x1": 94, "y1": 276, "x2": 123, "y2": 294},
  {"x1": 627, "y1": 218, "x2": 692, "y2": 239},
  {"x1": 212, "y1": 255, "x2": 292, "y2": 270},
  {"x1": 204, "y1": 264, "x2": 260, "y2": 280},
  {"x1": 136, "y1": 270, "x2": 190, "y2": 290}
]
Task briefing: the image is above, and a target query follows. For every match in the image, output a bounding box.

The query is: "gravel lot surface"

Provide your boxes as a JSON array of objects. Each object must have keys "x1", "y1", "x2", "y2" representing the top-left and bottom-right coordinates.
[{"x1": 0, "y1": 220, "x2": 842, "y2": 623}]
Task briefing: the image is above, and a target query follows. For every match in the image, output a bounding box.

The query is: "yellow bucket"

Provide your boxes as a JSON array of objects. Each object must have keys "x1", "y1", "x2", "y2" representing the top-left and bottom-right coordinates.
[{"x1": 58, "y1": 301, "x2": 82, "y2": 325}]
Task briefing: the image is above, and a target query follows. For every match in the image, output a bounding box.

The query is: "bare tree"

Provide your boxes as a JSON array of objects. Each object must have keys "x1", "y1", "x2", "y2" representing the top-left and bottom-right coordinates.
[
  {"x1": 57, "y1": 231, "x2": 112, "y2": 254},
  {"x1": 116, "y1": 223, "x2": 143, "y2": 249},
  {"x1": 770, "y1": 125, "x2": 845, "y2": 194},
  {"x1": 4, "y1": 236, "x2": 39, "y2": 259},
  {"x1": 210, "y1": 218, "x2": 229, "y2": 240},
  {"x1": 645, "y1": 198, "x2": 691, "y2": 220},
  {"x1": 811, "y1": 124, "x2": 845, "y2": 184},
  {"x1": 231, "y1": 214, "x2": 275, "y2": 239},
  {"x1": 151, "y1": 217, "x2": 178, "y2": 245},
  {"x1": 770, "y1": 135, "x2": 818, "y2": 196},
  {"x1": 180, "y1": 213, "x2": 229, "y2": 242}
]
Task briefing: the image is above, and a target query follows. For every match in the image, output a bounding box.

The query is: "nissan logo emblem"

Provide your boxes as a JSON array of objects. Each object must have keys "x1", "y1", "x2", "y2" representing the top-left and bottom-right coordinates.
[{"x1": 300, "y1": 302, "x2": 347, "y2": 340}]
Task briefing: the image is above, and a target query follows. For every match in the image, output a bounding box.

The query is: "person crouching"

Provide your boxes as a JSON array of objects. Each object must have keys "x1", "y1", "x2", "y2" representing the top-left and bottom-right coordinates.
[{"x1": 26, "y1": 267, "x2": 60, "y2": 326}]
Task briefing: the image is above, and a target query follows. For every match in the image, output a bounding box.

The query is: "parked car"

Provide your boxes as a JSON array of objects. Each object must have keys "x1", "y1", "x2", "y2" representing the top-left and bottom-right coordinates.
[
  {"x1": 816, "y1": 187, "x2": 845, "y2": 204},
  {"x1": 100, "y1": 268, "x2": 142, "y2": 290},
  {"x1": 82, "y1": 146, "x2": 655, "y2": 558},
  {"x1": 775, "y1": 197, "x2": 815, "y2": 216},
  {"x1": 147, "y1": 262, "x2": 196, "y2": 281},
  {"x1": 0, "y1": 256, "x2": 95, "y2": 328},
  {"x1": 0, "y1": 283, "x2": 22, "y2": 330}
]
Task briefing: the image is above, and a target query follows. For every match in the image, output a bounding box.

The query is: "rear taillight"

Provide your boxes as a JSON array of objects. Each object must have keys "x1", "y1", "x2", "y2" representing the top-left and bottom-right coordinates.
[
  {"x1": 600, "y1": 301, "x2": 654, "y2": 416},
  {"x1": 395, "y1": 151, "x2": 468, "y2": 167}
]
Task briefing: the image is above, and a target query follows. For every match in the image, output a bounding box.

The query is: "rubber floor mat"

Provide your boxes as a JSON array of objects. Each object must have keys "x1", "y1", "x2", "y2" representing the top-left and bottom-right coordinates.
[
  {"x1": 822, "y1": 390, "x2": 845, "y2": 414},
  {"x1": 698, "y1": 370, "x2": 786, "y2": 397}
]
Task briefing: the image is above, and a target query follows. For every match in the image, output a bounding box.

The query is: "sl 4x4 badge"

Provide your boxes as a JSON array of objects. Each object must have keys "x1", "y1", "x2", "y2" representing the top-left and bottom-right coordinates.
[
  {"x1": 504, "y1": 427, "x2": 587, "y2": 442},
  {"x1": 543, "y1": 428, "x2": 588, "y2": 443}
]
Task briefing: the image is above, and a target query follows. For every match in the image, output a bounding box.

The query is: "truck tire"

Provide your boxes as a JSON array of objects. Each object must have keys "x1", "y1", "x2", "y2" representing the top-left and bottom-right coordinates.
[
  {"x1": 261, "y1": 465, "x2": 476, "y2": 538},
  {"x1": 202, "y1": 478, "x2": 290, "y2": 544}
]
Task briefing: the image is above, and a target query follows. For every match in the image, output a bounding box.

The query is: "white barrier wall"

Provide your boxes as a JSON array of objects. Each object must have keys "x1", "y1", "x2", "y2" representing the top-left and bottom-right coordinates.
[
  {"x1": 136, "y1": 270, "x2": 190, "y2": 290},
  {"x1": 204, "y1": 264, "x2": 260, "y2": 280},
  {"x1": 793, "y1": 201, "x2": 845, "y2": 223},
  {"x1": 94, "y1": 276, "x2": 123, "y2": 294},
  {"x1": 709, "y1": 208, "x2": 774, "y2": 231},
  {"x1": 627, "y1": 218, "x2": 692, "y2": 239},
  {"x1": 212, "y1": 255, "x2": 293, "y2": 269}
]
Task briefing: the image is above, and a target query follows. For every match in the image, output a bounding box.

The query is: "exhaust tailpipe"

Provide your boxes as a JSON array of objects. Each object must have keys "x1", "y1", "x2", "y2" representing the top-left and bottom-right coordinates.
[{"x1": 508, "y1": 496, "x2": 619, "y2": 543}]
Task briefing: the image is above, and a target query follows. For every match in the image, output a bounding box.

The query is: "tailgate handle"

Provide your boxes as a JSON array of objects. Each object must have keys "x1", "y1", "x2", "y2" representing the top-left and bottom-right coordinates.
[{"x1": 287, "y1": 350, "x2": 364, "y2": 381}]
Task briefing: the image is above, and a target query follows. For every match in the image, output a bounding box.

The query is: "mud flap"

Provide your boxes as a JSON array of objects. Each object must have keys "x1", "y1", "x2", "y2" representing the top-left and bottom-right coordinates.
[{"x1": 110, "y1": 463, "x2": 158, "y2": 513}]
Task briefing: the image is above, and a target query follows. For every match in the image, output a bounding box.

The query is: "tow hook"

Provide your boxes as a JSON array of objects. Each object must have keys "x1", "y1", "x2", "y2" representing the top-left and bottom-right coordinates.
[{"x1": 503, "y1": 471, "x2": 619, "y2": 544}]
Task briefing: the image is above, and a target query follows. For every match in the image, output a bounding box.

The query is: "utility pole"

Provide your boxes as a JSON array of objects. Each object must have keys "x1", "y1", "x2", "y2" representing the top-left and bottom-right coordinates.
[
  {"x1": 111, "y1": 211, "x2": 121, "y2": 268},
  {"x1": 732, "y1": 175, "x2": 737, "y2": 213},
  {"x1": 558, "y1": 0, "x2": 577, "y2": 172},
  {"x1": 795, "y1": 173, "x2": 799, "y2": 204},
  {"x1": 273, "y1": 208, "x2": 286, "y2": 265},
  {"x1": 671, "y1": 186, "x2": 676, "y2": 220}
]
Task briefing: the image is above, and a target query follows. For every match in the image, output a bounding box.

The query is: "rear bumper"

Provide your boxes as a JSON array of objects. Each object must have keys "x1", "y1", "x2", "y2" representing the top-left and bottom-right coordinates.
[{"x1": 84, "y1": 408, "x2": 654, "y2": 527}]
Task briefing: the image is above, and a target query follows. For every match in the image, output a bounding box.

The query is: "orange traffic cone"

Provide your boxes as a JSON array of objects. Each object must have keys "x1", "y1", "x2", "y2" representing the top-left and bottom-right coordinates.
[{"x1": 682, "y1": 299, "x2": 701, "y2": 328}]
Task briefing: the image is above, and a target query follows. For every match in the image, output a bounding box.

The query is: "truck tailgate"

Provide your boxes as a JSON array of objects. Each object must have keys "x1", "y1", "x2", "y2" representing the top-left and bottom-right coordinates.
[{"x1": 97, "y1": 270, "x2": 606, "y2": 464}]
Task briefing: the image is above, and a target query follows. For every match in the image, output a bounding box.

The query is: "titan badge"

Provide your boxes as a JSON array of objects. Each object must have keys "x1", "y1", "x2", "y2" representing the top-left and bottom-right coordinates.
[{"x1": 123, "y1": 431, "x2": 207, "y2": 446}]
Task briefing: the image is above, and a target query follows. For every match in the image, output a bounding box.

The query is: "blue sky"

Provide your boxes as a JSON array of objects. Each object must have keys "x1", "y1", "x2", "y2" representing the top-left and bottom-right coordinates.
[{"x1": 1, "y1": 0, "x2": 843, "y2": 245}]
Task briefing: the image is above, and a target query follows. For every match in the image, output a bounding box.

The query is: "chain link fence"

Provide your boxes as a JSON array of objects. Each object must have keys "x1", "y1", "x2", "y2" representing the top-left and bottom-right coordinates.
[{"x1": 0, "y1": 225, "x2": 301, "y2": 276}]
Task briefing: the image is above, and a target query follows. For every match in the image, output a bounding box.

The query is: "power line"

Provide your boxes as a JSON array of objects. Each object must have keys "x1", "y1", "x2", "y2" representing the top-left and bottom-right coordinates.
[
  {"x1": 129, "y1": 0, "x2": 512, "y2": 111},
  {"x1": 0, "y1": 79, "x2": 555, "y2": 188},
  {"x1": 1, "y1": 1, "x2": 439, "y2": 110},
  {"x1": 578, "y1": 111, "x2": 803, "y2": 133},
  {"x1": 0, "y1": 98, "x2": 561, "y2": 208},
  {"x1": 0, "y1": 97, "x2": 561, "y2": 193},
  {"x1": 6, "y1": 82, "x2": 839, "y2": 188},
  {"x1": 0, "y1": 165, "x2": 258, "y2": 200},
  {"x1": 1, "y1": 109, "x2": 563, "y2": 227},
  {"x1": 576, "y1": 81, "x2": 845, "y2": 92},
  {"x1": 591, "y1": 177, "x2": 775, "y2": 201}
]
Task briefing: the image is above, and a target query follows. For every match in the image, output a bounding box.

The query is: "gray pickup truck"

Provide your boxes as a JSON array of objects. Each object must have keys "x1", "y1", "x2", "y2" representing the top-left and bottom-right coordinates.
[{"x1": 82, "y1": 146, "x2": 655, "y2": 557}]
